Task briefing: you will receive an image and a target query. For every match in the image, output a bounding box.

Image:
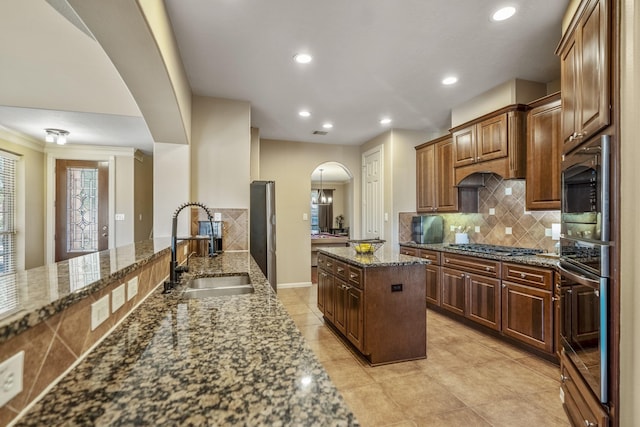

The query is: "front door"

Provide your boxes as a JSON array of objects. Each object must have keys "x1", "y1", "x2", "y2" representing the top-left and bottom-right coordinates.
[{"x1": 55, "y1": 160, "x2": 109, "y2": 262}]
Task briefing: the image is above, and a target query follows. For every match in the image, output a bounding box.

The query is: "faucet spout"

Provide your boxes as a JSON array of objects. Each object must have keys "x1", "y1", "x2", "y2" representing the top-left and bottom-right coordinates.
[{"x1": 164, "y1": 202, "x2": 216, "y2": 293}]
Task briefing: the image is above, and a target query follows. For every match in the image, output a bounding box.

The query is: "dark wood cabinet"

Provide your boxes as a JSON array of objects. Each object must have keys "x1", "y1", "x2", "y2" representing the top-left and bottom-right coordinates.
[
  {"x1": 557, "y1": 0, "x2": 610, "y2": 153},
  {"x1": 451, "y1": 105, "x2": 528, "y2": 183},
  {"x1": 399, "y1": 245, "x2": 441, "y2": 307},
  {"x1": 466, "y1": 273, "x2": 501, "y2": 331},
  {"x1": 526, "y1": 93, "x2": 562, "y2": 210},
  {"x1": 317, "y1": 251, "x2": 426, "y2": 365},
  {"x1": 560, "y1": 350, "x2": 609, "y2": 427},
  {"x1": 415, "y1": 135, "x2": 458, "y2": 213},
  {"x1": 441, "y1": 267, "x2": 466, "y2": 316},
  {"x1": 501, "y1": 263, "x2": 554, "y2": 353}
]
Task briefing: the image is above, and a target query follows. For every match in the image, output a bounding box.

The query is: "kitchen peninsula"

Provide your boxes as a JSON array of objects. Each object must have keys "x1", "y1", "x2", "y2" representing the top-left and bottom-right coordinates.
[
  {"x1": 3, "y1": 249, "x2": 356, "y2": 426},
  {"x1": 317, "y1": 246, "x2": 428, "y2": 365}
]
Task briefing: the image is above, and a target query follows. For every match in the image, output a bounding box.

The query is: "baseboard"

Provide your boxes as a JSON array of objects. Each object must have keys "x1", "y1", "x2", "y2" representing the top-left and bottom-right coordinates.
[{"x1": 278, "y1": 282, "x2": 312, "y2": 289}]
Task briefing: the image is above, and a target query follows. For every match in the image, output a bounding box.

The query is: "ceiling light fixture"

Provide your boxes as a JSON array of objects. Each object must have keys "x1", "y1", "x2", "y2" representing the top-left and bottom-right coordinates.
[
  {"x1": 492, "y1": 6, "x2": 516, "y2": 21},
  {"x1": 380, "y1": 118, "x2": 392, "y2": 125},
  {"x1": 299, "y1": 110, "x2": 311, "y2": 117},
  {"x1": 312, "y1": 168, "x2": 332, "y2": 205},
  {"x1": 44, "y1": 128, "x2": 69, "y2": 145},
  {"x1": 293, "y1": 53, "x2": 313, "y2": 64},
  {"x1": 322, "y1": 123, "x2": 333, "y2": 129},
  {"x1": 442, "y1": 76, "x2": 458, "y2": 85}
]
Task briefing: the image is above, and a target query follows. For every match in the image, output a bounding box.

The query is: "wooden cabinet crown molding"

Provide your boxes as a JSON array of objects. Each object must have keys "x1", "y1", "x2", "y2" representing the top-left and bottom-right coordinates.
[{"x1": 449, "y1": 104, "x2": 530, "y2": 134}]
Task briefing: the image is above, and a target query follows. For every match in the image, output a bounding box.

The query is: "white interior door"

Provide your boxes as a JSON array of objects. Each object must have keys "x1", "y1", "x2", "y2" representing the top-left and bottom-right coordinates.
[{"x1": 362, "y1": 146, "x2": 383, "y2": 239}]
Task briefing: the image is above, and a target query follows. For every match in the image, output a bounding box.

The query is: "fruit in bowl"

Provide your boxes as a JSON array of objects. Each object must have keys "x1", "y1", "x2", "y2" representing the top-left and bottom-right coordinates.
[{"x1": 350, "y1": 239, "x2": 385, "y2": 254}]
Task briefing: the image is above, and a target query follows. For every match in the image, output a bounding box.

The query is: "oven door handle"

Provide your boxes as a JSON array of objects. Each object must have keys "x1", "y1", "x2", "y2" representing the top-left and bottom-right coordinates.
[{"x1": 558, "y1": 263, "x2": 600, "y2": 287}]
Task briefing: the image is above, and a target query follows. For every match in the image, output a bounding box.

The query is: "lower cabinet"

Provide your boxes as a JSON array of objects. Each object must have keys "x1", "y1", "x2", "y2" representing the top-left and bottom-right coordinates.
[
  {"x1": 441, "y1": 267, "x2": 466, "y2": 316},
  {"x1": 466, "y1": 273, "x2": 501, "y2": 331},
  {"x1": 346, "y1": 285, "x2": 364, "y2": 349},
  {"x1": 560, "y1": 350, "x2": 609, "y2": 427}
]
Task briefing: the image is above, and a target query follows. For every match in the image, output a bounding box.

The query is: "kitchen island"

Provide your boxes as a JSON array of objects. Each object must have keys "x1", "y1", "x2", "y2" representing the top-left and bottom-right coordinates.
[
  {"x1": 12, "y1": 252, "x2": 357, "y2": 426},
  {"x1": 317, "y1": 246, "x2": 429, "y2": 366}
]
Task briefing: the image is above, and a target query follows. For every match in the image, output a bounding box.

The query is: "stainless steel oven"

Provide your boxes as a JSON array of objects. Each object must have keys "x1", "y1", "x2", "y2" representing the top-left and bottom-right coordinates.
[{"x1": 559, "y1": 134, "x2": 611, "y2": 404}]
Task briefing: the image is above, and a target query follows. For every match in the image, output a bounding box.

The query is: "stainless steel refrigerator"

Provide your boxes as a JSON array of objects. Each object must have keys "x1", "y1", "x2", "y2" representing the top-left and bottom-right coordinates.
[{"x1": 250, "y1": 181, "x2": 277, "y2": 292}]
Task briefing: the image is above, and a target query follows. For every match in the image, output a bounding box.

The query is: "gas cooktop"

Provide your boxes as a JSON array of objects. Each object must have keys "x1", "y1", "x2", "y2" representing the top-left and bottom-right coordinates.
[{"x1": 448, "y1": 244, "x2": 545, "y2": 256}]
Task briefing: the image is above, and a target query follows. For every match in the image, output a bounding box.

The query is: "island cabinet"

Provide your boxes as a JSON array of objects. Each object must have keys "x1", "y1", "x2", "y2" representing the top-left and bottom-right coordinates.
[
  {"x1": 399, "y1": 245, "x2": 441, "y2": 307},
  {"x1": 415, "y1": 135, "x2": 458, "y2": 213},
  {"x1": 556, "y1": 0, "x2": 610, "y2": 154},
  {"x1": 441, "y1": 253, "x2": 501, "y2": 330},
  {"x1": 526, "y1": 93, "x2": 562, "y2": 210},
  {"x1": 450, "y1": 105, "x2": 528, "y2": 184},
  {"x1": 501, "y1": 262, "x2": 554, "y2": 353},
  {"x1": 317, "y1": 250, "x2": 427, "y2": 365}
]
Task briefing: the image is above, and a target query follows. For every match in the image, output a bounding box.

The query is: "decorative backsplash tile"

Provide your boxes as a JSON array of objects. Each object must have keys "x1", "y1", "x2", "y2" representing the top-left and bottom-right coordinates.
[
  {"x1": 400, "y1": 174, "x2": 561, "y2": 253},
  {"x1": 192, "y1": 208, "x2": 248, "y2": 251}
]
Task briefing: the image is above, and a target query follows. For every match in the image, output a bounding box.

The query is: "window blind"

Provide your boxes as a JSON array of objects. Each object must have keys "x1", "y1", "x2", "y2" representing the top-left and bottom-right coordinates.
[{"x1": 0, "y1": 152, "x2": 17, "y2": 317}]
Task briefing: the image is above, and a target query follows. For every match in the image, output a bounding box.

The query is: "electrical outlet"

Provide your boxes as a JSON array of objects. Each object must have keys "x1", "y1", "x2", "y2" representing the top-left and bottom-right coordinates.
[
  {"x1": 214, "y1": 212, "x2": 222, "y2": 221},
  {"x1": 112, "y1": 284, "x2": 125, "y2": 312},
  {"x1": 0, "y1": 351, "x2": 24, "y2": 407},
  {"x1": 91, "y1": 295, "x2": 110, "y2": 331},
  {"x1": 127, "y1": 276, "x2": 139, "y2": 301}
]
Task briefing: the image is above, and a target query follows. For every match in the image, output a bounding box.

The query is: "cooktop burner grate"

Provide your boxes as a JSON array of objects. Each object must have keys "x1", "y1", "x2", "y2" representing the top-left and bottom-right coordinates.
[{"x1": 448, "y1": 244, "x2": 545, "y2": 256}]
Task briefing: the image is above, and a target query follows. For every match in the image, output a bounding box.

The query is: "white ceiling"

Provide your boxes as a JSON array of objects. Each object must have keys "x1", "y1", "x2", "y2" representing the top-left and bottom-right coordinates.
[{"x1": 0, "y1": 0, "x2": 568, "y2": 152}]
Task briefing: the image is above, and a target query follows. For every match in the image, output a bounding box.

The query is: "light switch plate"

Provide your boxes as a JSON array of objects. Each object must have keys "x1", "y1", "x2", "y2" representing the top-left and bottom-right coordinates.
[
  {"x1": 91, "y1": 295, "x2": 110, "y2": 331},
  {"x1": 115, "y1": 213, "x2": 125, "y2": 221},
  {"x1": 127, "y1": 276, "x2": 139, "y2": 301},
  {"x1": 112, "y1": 284, "x2": 125, "y2": 312},
  {"x1": 302, "y1": 213, "x2": 308, "y2": 221},
  {"x1": 0, "y1": 351, "x2": 24, "y2": 407}
]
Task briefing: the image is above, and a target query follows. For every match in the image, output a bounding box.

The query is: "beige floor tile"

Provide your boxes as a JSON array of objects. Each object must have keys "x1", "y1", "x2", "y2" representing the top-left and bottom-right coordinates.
[
  {"x1": 523, "y1": 387, "x2": 568, "y2": 422},
  {"x1": 340, "y1": 383, "x2": 408, "y2": 427},
  {"x1": 514, "y1": 355, "x2": 561, "y2": 382},
  {"x1": 306, "y1": 337, "x2": 354, "y2": 362},
  {"x1": 288, "y1": 312, "x2": 323, "y2": 328},
  {"x1": 297, "y1": 323, "x2": 340, "y2": 342},
  {"x1": 381, "y1": 374, "x2": 467, "y2": 418},
  {"x1": 472, "y1": 395, "x2": 570, "y2": 427},
  {"x1": 362, "y1": 359, "x2": 426, "y2": 383},
  {"x1": 413, "y1": 407, "x2": 492, "y2": 427},
  {"x1": 381, "y1": 420, "x2": 418, "y2": 427},
  {"x1": 321, "y1": 358, "x2": 376, "y2": 390},
  {"x1": 283, "y1": 303, "x2": 314, "y2": 316},
  {"x1": 480, "y1": 358, "x2": 559, "y2": 395}
]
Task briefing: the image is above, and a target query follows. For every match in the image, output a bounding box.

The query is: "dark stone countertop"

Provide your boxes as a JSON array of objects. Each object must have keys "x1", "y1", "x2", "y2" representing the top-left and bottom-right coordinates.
[
  {"x1": 319, "y1": 246, "x2": 430, "y2": 268},
  {"x1": 15, "y1": 252, "x2": 358, "y2": 426},
  {"x1": 399, "y1": 242, "x2": 560, "y2": 269}
]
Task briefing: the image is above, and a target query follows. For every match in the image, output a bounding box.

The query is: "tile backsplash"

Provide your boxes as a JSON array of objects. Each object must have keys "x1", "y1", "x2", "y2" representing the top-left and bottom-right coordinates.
[
  {"x1": 400, "y1": 174, "x2": 561, "y2": 253},
  {"x1": 192, "y1": 208, "x2": 248, "y2": 251}
]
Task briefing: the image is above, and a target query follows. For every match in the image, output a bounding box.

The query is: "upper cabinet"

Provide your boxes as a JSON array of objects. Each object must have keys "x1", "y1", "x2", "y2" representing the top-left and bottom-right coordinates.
[
  {"x1": 526, "y1": 93, "x2": 562, "y2": 210},
  {"x1": 556, "y1": 0, "x2": 610, "y2": 154},
  {"x1": 450, "y1": 105, "x2": 528, "y2": 184},
  {"x1": 415, "y1": 135, "x2": 458, "y2": 213}
]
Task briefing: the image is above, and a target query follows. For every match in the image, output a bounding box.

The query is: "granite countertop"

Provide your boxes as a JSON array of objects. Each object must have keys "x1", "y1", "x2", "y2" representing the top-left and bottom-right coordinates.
[
  {"x1": 319, "y1": 246, "x2": 430, "y2": 268},
  {"x1": 399, "y1": 242, "x2": 560, "y2": 269},
  {"x1": 15, "y1": 252, "x2": 358, "y2": 426},
  {"x1": 0, "y1": 239, "x2": 173, "y2": 345}
]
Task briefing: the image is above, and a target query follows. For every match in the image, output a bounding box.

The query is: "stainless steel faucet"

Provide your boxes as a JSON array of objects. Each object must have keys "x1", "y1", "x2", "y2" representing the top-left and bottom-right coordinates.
[{"x1": 164, "y1": 202, "x2": 216, "y2": 293}]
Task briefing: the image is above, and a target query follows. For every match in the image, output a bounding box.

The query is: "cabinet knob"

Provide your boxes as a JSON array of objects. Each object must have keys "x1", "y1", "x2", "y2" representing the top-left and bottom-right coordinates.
[
  {"x1": 486, "y1": 266, "x2": 491, "y2": 271},
  {"x1": 520, "y1": 273, "x2": 526, "y2": 278},
  {"x1": 460, "y1": 273, "x2": 465, "y2": 277},
  {"x1": 502, "y1": 283, "x2": 506, "y2": 288},
  {"x1": 560, "y1": 374, "x2": 568, "y2": 383},
  {"x1": 584, "y1": 421, "x2": 596, "y2": 427}
]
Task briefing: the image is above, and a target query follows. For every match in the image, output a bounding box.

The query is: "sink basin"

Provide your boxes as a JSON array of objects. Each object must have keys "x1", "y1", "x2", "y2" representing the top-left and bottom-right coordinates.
[{"x1": 182, "y1": 275, "x2": 254, "y2": 298}]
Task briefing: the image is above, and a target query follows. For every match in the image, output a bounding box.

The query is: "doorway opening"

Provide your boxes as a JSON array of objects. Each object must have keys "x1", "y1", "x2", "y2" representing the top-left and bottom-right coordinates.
[{"x1": 310, "y1": 162, "x2": 353, "y2": 283}]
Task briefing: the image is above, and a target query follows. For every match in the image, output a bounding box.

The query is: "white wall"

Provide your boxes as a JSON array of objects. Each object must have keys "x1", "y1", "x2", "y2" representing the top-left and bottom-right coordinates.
[
  {"x1": 153, "y1": 142, "x2": 191, "y2": 238},
  {"x1": 114, "y1": 155, "x2": 134, "y2": 247},
  {"x1": 191, "y1": 96, "x2": 251, "y2": 209}
]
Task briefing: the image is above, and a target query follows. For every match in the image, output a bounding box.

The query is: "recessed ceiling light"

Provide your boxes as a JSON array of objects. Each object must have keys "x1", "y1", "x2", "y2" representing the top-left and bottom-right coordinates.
[
  {"x1": 442, "y1": 76, "x2": 458, "y2": 85},
  {"x1": 322, "y1": 123, "x2": 333, "y2": 129},
  {"x1": 293, "y1": 53, "x2": 313, "y2": 64},
  {"x1": 492, "y1": 6, "x2": 516, "y2": 21},
  {"x1": 380, "y1": 118, "x2": 392, "y2": 125},
  {"x1": 299, "y1": 110, "x2": 311, "y2": 117}
]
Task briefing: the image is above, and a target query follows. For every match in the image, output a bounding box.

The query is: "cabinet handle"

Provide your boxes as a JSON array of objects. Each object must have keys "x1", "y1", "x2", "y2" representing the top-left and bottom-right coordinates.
[
  {"x1": 486, "y1": 266, "x2": 491, "y2": 271},
  {"x1": 552, "y1": 297, "x2": 558, "y2": 302},
  {"x1": 520, "y1": 273, "x2": 526, "y2": 278},
  {"x1": 502, "y1": 283, "x2": 506, "y2": 288},
  {"x1": 584, "y1": 421, "x2": 596, "y2": 427},
  {"x1": 350, "y1": 273, "x2": 357, "y2": 279},
  {"x1": 337, "y1": 267, "x2": 344, "y2": 273},
  {"x1": 460, "y1": 273, "x2": 465, "y2": 277},
  {"x1": 560, "y1": 374, "x2": 568, "y2": 383}
]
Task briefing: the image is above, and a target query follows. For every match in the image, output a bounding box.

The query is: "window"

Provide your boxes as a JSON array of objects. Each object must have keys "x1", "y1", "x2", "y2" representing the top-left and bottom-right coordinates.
[
  {"x1": 310, "y1": 189, "x2": 333, "y2": 233},
  {"x1": 0, "y1": 151, "x2": 17, "y2": 317}
]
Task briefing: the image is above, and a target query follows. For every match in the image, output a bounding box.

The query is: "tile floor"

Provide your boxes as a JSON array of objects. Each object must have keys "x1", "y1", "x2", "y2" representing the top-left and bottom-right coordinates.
[{"x1": 278, "y1": 284, "x2": 570, "y2": 427}]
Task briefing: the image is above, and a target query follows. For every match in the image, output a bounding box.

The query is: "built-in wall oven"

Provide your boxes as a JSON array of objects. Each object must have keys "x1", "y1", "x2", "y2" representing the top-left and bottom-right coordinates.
[{"x1": 559, "y1": 134, "x2": 610, "y2": 404}]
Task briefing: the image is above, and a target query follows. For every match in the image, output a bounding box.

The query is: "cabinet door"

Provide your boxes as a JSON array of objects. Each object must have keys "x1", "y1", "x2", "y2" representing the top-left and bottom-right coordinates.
[
  {"x1": 502, "y1": 281, "x2": 553, "y2": 353},
  {"x1": 578, "y1": 0, "x2": 610, "y2": 141},
  {"x1": 346, "y1": 286, "x2": 364, "y2": 351},
  {"x1": 476, "y1": 114, "x2": 508, "y2": 162},
  {"x1": 452, "y1": 126, "x2": 476, "y2": 167},
  {"x1": 560, "y1": 35, "x2": 580, "y2": 151},
  {"x1": 441, "y1": 267, "x2": 465, "y2": 316},
  {"x1": 323, "y1": 273, "x2": 335, "y2": 323},
  {"x1": 317, "y1": 271, "x2": 327, "y2": 313},
  {"x1": 425, "y1": 264, "x2": 440, "y2": 306},
  {"x1": 526, "y1": 98, "x2": 562, "y2": 210},
  {"x1": 416, "y1": 144, "x2": 436, "y2": 212},
  {"x1": 466, "y1": 273, "x2": 501, "y2": 331},
  {"x1": 334, "y1": 279, "x2": 348, "y2": 334},
  {"x1": 435, "y1": 137, "x2": 458, "y2": 212},
  {"x1": 560, "y1": 352, "x2": 609, "y2": 427}
]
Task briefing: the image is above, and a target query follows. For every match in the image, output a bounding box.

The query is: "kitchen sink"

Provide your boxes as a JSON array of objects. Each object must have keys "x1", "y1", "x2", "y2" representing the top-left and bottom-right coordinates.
[{"x1": 182, "y1": 275, "x2": 254, "y2": 298}]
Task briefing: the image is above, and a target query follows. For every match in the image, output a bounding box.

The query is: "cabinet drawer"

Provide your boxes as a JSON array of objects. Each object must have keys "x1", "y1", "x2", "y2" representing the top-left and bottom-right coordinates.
[
  {"x1": 348, "y1": 266, "x2": 363, "y2": 289},
  {"x1": 418, "y1": 249, "x2": 440, "y2": 265},
  {"x1": 318, "y1": 254, "x2": 335, "y2": 274},
  {"x1": 502, "y1": 262, "x2": 553, "y2": 291},
  {"x1": 399, "y1": 246, "x2": 419, "y2": 256},
  {"x1": 335, "y1": 260, "x2": 348, "y2": 280},
  {"x1": 560, "y1": 351, "x2": 609, "y2": 427},
  {"x1": 442, "y1": 253, "x2": 500, "y2": 278}
]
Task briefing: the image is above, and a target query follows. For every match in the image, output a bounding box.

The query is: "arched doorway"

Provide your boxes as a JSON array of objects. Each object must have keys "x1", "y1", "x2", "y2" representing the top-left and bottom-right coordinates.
[{"x1": 310, "y1": 162, "x2": 353, "y2": 283}]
